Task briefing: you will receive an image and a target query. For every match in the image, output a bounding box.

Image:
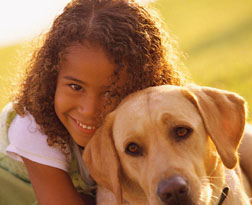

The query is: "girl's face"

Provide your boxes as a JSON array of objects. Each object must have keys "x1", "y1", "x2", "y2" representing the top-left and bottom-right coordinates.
[{"x1": 54, "y1": 43, "x2": 127, "y2": 147}]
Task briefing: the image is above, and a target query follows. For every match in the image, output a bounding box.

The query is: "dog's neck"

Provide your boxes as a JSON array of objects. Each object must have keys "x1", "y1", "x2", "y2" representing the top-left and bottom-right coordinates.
[
  {"x1": 208, "y1": 158, "x2": 227, "y2": 204},
  {"x1": 209, "y1": 159, "x2": 250, "y2": 205}
]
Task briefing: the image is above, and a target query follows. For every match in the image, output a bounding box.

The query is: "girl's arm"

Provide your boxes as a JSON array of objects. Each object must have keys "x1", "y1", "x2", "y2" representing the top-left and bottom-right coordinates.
[{"x1": 22, "y1": 157, "x2": 96, "y2": 205}]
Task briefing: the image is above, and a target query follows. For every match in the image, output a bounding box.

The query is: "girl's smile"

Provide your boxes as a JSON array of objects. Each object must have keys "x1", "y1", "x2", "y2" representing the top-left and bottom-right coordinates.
[
  {"x1": 71, "y1": 116, "x2": 96, "y2": 134},
  {"x1": 54, "y1": 43, "x2": 127, "y2": 147}
]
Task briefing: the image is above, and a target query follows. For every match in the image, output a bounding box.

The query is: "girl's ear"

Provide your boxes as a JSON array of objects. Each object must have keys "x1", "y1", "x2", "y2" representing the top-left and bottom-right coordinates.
[
  {"x1": 184, "y1": 85, "x2": 247, "y2": 169},
  {"x1": 83, "y1": 111, "x2": 122, "y2": 204}
]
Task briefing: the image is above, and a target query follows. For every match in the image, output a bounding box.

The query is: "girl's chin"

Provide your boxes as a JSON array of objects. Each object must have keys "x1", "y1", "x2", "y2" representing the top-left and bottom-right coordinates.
[{"x1": 72, "y1": 134, "x2": 93, "y2": 147}]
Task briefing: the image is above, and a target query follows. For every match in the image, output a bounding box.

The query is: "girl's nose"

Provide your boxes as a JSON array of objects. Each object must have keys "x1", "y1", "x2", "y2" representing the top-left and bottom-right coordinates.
[{"x1": 78, "y1": 94, "x2": 99, "y2": 118}]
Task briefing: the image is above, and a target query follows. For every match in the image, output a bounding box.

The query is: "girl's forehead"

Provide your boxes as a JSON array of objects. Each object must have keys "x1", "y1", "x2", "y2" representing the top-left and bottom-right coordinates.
[{"x1": 58, "y1": 43, "x2": 128, "y2": 88}]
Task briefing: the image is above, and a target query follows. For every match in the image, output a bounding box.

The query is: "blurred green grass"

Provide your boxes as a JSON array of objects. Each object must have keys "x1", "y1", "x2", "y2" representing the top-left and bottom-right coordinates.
[
  {"x1": 0, "y1": 0, "x2": 252, "y2": 121},
  {"x1": 0, "y1": 44, "x2": 23, "y2": 110},
  {"x1": 153, "y1": 0, "x2": 252, "y2": 121}
]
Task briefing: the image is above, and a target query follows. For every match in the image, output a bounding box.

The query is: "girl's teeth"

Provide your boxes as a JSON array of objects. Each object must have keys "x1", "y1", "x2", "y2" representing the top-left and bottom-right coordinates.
[{"x1": 77, "y1": 120, "x2": 95, "y2": 130}]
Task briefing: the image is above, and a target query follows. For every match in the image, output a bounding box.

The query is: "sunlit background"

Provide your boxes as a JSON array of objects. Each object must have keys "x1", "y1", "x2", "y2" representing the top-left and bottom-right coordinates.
[{"x1": 0, "y1": 0, "x2": 252, "y2": 121}]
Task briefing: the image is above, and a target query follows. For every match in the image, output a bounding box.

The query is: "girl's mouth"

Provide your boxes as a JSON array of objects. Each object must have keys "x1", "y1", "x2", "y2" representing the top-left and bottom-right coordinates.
[
  {"x1": 76, "y1": 120, "x2": 96, "y2": 130},
  {"x1": 74, "y1": 119, "x2": 97, "y2": 134}
]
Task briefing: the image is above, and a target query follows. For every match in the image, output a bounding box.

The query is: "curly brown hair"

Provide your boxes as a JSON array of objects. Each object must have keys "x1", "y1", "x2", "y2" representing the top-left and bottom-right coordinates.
[{"x1": 13, "y1": 0, "x2": 185, "y2": 154}]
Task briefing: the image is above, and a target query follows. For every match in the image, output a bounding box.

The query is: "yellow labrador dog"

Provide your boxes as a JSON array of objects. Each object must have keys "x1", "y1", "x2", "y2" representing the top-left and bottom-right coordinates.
[{"x1": 83, "y1": 85, "x2": 252, "y2": 205}]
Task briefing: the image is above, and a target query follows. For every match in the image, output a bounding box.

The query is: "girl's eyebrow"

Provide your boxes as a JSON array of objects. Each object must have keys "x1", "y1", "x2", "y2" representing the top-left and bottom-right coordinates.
[
  {"x1": 63, "y1": 76, "x2": 111, "y2": 89},
  {"x1": 63, "y1": 76, "x2": 85, "y2": 85}
]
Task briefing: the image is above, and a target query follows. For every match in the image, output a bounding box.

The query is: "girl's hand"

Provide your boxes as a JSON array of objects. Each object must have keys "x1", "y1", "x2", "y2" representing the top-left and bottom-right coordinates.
[{"x1": 22, "y1": 157, "x2": 94, "y2": 205}]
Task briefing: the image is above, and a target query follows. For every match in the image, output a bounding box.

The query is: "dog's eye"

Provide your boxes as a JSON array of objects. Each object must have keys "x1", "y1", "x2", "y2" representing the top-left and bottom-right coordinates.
[
  {"x1": 125, "y1": 142, "x2": 142, "y2": 156},
  {"x1": 174, "y1": 126, "x2": 192, "y2": 139}
]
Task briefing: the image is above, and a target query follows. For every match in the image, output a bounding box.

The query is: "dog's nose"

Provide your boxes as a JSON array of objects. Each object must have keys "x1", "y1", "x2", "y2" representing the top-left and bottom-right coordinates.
[{"x1": 157, "y1": 176, "x2": 189, "y2": 204}]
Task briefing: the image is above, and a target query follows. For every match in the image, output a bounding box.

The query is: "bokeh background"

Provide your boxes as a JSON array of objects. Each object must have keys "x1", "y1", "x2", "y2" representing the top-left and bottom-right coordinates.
[{"x1": 0, "y1": 0, "x2": 252, "y2": 121}]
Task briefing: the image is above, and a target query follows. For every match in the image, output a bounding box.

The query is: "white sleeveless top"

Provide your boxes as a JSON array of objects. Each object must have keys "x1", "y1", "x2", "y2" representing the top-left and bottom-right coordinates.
[{"x1": 6, "y1": 113, "x2": 69, "y2": 171}]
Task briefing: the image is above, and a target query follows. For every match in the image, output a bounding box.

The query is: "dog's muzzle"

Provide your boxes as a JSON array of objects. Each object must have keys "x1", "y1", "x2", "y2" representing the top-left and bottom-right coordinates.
[{"x1": 157, "y1": 175, "x2": 191, "y2": 205}]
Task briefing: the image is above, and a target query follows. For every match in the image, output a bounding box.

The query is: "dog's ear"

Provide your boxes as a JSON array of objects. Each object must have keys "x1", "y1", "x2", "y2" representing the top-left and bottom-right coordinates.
[
  {"x1": 184, "y1": 85, "x2": 246, "y2": 169},
  {"x1": 83, "y1": 111, "x2": 122, "y2": 204}
]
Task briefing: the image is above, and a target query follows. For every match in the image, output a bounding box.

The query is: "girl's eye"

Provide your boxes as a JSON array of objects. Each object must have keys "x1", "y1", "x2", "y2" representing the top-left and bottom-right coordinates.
[
  {"x1": 125, "y1": 142, "x2": 143, "y2": 157},
  {"x1": 174, "y1": 126, "x2": 192, "y2": 139},
  {"x1": 69, "y1": 84, "x2": 82, "y2": 91}
]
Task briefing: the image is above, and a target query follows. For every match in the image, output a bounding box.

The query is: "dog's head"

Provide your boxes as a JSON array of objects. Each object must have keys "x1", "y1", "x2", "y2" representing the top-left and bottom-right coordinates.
[{"x1": 83, "y1": 85, "x2": 246, "y2": 204}]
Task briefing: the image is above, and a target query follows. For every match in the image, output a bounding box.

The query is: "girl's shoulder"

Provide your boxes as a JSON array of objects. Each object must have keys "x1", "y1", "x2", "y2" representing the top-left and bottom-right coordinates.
[
  {"x1": 6, "y1": 112, "x2": 69, "y2": 171},
  {"x1": 0, "y1": 102, "x2": 16, "y2": 133},
  {"x1": 0, "y1": 102, "x2": 16, "y2": 151}
]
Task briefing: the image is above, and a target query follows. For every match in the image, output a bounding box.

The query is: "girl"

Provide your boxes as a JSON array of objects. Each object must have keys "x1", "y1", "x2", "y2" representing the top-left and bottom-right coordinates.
[{"x1": 0, "y1": 0, "x2": 184, "y2": 204}]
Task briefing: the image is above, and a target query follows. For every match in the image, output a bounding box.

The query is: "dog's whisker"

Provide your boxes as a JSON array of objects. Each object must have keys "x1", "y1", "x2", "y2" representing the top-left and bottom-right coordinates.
[
  {"x1": 198, "y1": 178, "x2": 213, "y2": 204},
  {"x1": 209, "y1": 182, "x2": 225, "y2": 193},
  {"x1": 198, "y1": 198, "x2": 207, "y2": 205},
  {"x1": 211, "y1": 194, "x2": 219, "y2": 200},
  {"x1": 199, "y1": 176, "x2": 229, "y2": 205},
  {"x1": 207, "y1": 176, "x2": 223, "y2": 179}
]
